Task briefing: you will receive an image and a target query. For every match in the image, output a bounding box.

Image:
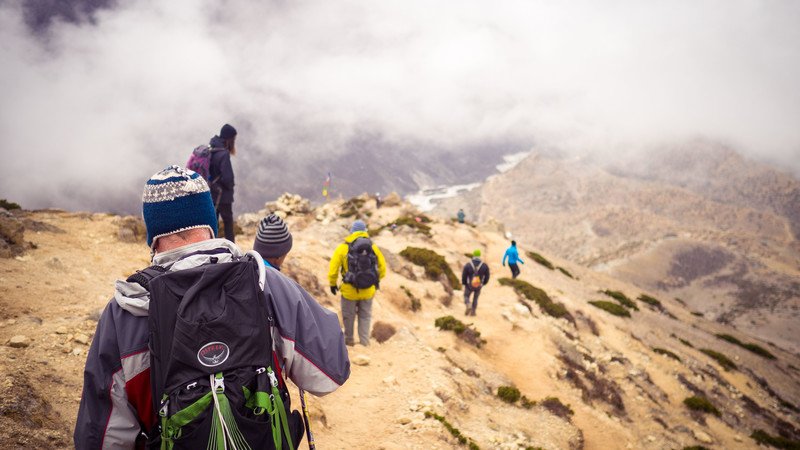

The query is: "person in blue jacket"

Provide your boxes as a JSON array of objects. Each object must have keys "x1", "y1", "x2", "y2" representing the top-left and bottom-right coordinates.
[{"x1": 502, "y1": 240, "x2": 524, "y2": 279}]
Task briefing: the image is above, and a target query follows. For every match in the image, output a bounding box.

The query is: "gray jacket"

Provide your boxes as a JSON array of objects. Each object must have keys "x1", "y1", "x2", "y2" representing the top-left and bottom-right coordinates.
[{"x1": 74, "y1": 239, "x2": 349, "y2": 449}]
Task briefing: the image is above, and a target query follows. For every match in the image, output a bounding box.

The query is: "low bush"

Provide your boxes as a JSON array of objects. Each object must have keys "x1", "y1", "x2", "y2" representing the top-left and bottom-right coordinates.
[
  {"x1": 498, "y1": 278, "x2": 574, "y2": 323},
  {"x1": 520, "y1": 396, "x2": 536, "y2": 409},
  {"x1": 652, "y1": 347, "x2": 682, "y2": 362},
  {"x1": 424, "y1": 411, "x2": 481, "y2": 449},
  {"x1": 588, "y1": 301, "x2": 631, "y2": 318},
  {"x1": 540, "y1": 397, "x2": 574, "y2": 419},
  {"x1": 715, "y1": 334, "x2": 776, "y2": 359},
  {"x1": 435, "y1": 316, "x2": 486, "y2": 348},
  {"x1": 392, "y1": 215, "x2": 432, "y2": 237},
  {"x1": 700, "y1": 348, "x2": 737, "y2": 371},
  {"x1": 557, "y1": 267, "x2": 574, "y2": 279},
  {"x1": 750, "y1": 429, "x2": 800, "y2": 449},
  {"x1": 339, "y1": 197, "x2": 366, "y2": 218},
  {"x1": 683, "y1": 396, "x2": 721, "y2": 416},
  {"x1": 602, "y1": 290, "x2": 639, "y2": 311},
  {"x1": 401, "y1": 285, "x2": 421, "y2": 312},
  {"x1": 0, "y1": 199, "x2": 21, "y2": 210},
  {"x1": 400, "y1": 247, "x2": 460, "y2": 289},
  {"x1": 526, "y1": 251, "x2": 555, "y2": 270},
  {"x1": 497, "y1": 386, "x2": 521, "y2": 404},
  {"x1": 637, "y1": 294, "x2": 662, "y2": 307}
]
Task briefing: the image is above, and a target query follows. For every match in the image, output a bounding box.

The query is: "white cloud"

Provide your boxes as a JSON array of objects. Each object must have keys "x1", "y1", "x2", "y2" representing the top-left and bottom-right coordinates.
[{"x1": 1, "y1": 0, "x2": 799, "y2": 209}]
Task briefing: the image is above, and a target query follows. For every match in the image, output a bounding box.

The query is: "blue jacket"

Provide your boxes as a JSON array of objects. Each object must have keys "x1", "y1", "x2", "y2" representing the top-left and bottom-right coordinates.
[
  {"x1": 209, "y1": 135, "x2": 235, "y2": 204},
  {"x1": 502, "y1": 246, "x2": 524, "y2": 265}
]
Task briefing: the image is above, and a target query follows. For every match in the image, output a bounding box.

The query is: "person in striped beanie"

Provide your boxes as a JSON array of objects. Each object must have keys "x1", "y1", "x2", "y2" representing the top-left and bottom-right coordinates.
[{"x1": 253, "y1": 213, "x2": 293, "y2": 270}]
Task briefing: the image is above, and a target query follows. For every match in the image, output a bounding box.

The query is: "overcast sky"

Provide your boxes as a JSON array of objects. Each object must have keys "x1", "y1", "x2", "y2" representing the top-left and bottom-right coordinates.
[{"x1": 1, "y1": 0, "x2": 799, "y2": 211}]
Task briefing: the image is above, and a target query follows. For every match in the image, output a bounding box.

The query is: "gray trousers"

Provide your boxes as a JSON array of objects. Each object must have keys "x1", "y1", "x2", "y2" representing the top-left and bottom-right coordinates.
[
  {"x1": 341, "y1": 297, "x2": 373, "y2": 345},
  {"x1": 464, "y1": 287, "x2": 481, "y2": 311}
]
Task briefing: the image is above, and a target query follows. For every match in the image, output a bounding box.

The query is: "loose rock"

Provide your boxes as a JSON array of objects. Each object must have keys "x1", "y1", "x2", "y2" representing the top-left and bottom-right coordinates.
[
  {"x1": 8, "y1": 335, "x2": 30, "y2": 348},
  {"x1": 353, "y1": 355, "x2": 370, "y2": 366}
]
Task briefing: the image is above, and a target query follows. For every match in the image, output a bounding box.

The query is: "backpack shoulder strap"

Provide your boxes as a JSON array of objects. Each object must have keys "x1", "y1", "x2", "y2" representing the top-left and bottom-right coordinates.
[{"x1": 125, "y1": 265, "x2": 167, "y2": 291}]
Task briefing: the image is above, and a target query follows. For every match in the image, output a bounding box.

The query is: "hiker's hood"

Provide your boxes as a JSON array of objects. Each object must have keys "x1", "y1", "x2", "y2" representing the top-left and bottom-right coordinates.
[
  {"x1": 209, "y1": 135, "x2": 227, "y2": 149},
  {"x1": 471, "y1": 257, "x2": 482, "y2": 264},
  {"x1": 114, "y1": 239, "x2": 243, "y2": 316},
  {"x1": 344, "y1": 230, "x2": 369, "y2": 243}
]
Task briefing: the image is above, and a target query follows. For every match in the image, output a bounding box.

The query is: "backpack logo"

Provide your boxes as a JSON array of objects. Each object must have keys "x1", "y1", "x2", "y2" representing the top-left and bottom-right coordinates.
[
  {"x1": 197, "y1": 341, "x2": 230, "y2": 367},
  {"x1": 343, "y1": 237, "x2": 379, "y2": 290}
]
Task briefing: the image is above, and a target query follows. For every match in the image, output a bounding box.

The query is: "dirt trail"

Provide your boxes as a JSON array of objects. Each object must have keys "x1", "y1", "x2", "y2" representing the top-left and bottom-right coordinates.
[{"x1": 1, "y1": 203, "x2": 799, "y2": 449}]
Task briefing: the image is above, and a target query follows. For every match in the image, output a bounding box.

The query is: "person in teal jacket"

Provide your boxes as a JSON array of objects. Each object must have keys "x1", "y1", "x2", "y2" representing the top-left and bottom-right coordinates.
[{"x1": 502, "y1": 240, "x2": 524, "y2": 279}]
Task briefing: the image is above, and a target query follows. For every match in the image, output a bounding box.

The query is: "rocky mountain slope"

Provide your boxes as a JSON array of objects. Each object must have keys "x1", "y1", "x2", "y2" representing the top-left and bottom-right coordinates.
[
  {"x1": 434, "y1": 144, "x2": 800, "y2": 355},
  {"x1": 1, "y1": 195, "x2": 799, "y2": 449}
]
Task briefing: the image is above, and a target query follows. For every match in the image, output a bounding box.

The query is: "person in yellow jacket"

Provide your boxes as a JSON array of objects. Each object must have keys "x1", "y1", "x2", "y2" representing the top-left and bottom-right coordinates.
[{"x1": 328, "y1": 220, "x2": 387, "y2": 346}]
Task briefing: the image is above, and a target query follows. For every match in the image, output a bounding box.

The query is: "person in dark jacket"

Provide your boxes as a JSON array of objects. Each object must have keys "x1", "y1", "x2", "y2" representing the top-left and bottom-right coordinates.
[
  {"x1": 209, "y1": 123, "x2": 237, "y2": 242},
  {"x1": 461, "y1": 249, "x2": 490, "y2": 316},
  {"x1": 74, "y1": 166, "x2": 350, "y2": 449}
]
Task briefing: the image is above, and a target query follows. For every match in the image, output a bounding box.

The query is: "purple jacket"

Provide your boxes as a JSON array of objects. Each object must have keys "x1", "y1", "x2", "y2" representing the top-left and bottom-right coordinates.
[{"x1": 74, "y1": 239, "x2": 350, "y2": 449}]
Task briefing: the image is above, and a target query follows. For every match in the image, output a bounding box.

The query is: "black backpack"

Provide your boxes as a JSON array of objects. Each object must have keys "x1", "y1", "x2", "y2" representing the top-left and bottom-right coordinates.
[
  {"x1": 342, "y1": 237, "x2": 379, "y2": 290},
  {"x1": 131, "y1": 255, "x2": 304, "y2": 449}
]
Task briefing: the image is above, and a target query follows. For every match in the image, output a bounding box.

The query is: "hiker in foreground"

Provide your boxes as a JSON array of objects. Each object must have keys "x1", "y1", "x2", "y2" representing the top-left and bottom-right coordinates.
[
  {"x1": 462, "y1": 249, "x2": 490, "y2": 316},
  {"x1": 328, "y1": 220, "x2": 386, "y2": 346},
  {"x1": 75, "y1": 166, "x2": 350, "y2": 450},
  {"x1": 502, "y1": 240, "x2": 524, "y2": 279},
  {"x1": 210, "y1": 123, "x2": 238, "y2": 242}
]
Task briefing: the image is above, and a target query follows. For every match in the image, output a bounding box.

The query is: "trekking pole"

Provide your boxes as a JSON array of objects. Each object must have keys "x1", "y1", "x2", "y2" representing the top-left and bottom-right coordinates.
[{"x1": 299, "y1": 388, "x2": 316, "y2": 450}]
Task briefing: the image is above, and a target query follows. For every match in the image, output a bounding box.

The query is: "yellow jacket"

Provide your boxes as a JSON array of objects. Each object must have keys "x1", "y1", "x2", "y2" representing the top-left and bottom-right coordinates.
[{"x1": 328, "y1": 231, "x2": 386, "y2": 300}]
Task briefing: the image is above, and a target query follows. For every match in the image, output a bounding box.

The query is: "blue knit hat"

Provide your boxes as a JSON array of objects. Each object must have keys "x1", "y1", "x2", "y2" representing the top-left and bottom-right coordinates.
[
  {"x1": 350, "y1": 220, "x2": 367, "y2": 233},
  {"x1": 142, "y1": 165, "x2": 218, "y2": 248}
]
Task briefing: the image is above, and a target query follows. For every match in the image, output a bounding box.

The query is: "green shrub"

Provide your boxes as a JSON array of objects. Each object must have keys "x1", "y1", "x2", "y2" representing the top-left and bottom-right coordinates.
[
  {"x1": 652, "y1": 347, "x2": 682, "y2": 362},
  {"x1": 392, "y1": 215, "x2": 432, "y2": 237},
  {"x1": 435, "y1": 316, "x2": 486, "y2": 348},
  {"x1": 521, "y1": 396, "x2": 536, "y2": 409},
  {"x1": 526, "y1": 251, "x2": 555, "y2": 270},
  {"x1": 637, "y1": 294, "x2": 662, "y2": 307},
  {"x1": 751, "y1": 429, "x2": 800, "y2": 449},
  {"x1": 424, "y1": 411, "x2": 481, "y2": 449},
  {"x1": 339, "y1": 197, "x2": 366, "y2": 218},
  {"x1": 557, "y1": 267, "x2": 574, "y2": 279},
  {"x1": 400, "y1": 247, "x2": 460, "y2": 289},
  {"x1": 0, "y1": 199, "x2": 21, "y2": 210},
  {"x1": 497, "y1": 386, "x2": 521, "y2": 404},
  {"x1": 498, "y1": 278, "x2": 573, "y2": 322},
  {"x1": 683, "y1": 396, "x2": 721, "y2": 416},
  {"x1": 401, "y1": 285, "x2": 421, "y2": 312},
  {"x1": 588, "y1": 301, "x2": 631, "y2": 318},
  {"x1": 715, "y1": 334, "x2": 776, "y2": 359},
  {"x1": 540, "y1": 397, "x2": 574, "y2": 418},
  {"x1": 700, "y1": 348, "x2": 737, "y2": 371},
  {"x1": 602, "y1": 290, "x2": 639, "y2": 311}
]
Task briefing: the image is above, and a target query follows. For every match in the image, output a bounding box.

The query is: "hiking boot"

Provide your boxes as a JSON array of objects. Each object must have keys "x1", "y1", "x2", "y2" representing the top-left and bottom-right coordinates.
[
  {"x1": 465, "y1": 307, "x2": 471, "y2": 315},
  {"x1": 471, "y1": 309, "x2": 477, "y2": 316},
  {"x1": 346, "y1": 340, "x2": 355, "y2": 347}
]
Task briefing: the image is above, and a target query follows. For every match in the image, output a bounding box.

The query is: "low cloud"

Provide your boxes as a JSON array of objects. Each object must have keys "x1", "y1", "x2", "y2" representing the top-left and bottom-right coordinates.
[{"x1": 1, "y1": 0, "x2": 799, "y2": 212}]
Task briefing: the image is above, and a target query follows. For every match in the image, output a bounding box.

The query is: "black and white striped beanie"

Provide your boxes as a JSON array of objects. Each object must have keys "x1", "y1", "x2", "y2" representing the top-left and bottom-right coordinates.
[{"x1": 253, "y1": 213, "x2": 293, "y2": 258}]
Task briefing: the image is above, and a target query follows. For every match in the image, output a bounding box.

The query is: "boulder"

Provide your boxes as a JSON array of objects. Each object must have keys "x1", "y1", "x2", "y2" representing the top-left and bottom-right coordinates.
[
  {"x1": 8, "y1": 335, "x2": 30, "y2": 348},
  {"x1": 382, "y1": 192, "x2": 402, "y2": 207},
  {"x1": 0, "y1": 209, "x2": 26, "y2": 258},
  {"x1": 264, "y1": 193, "x2": 311, "y2": 217},
  {"x1": 115, "y1": 216, "x2": 146, "y2": 243}
]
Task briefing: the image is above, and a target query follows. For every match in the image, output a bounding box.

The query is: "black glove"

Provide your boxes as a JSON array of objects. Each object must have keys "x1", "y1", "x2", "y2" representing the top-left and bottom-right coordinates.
[{"x1": 330, "y1": 285, "x2": 338, "y2": 295}]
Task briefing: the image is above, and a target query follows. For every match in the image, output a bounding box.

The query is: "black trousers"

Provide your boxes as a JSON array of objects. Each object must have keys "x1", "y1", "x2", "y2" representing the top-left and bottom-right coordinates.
[
  {"x1": 216, "y1": 202, "x2": 235, "y2": 242},
  {"x1": 509, "y1": 263, "x2": 520, "y2": 279}
]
